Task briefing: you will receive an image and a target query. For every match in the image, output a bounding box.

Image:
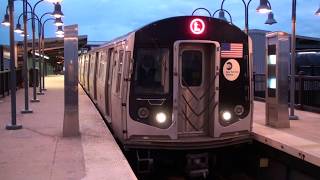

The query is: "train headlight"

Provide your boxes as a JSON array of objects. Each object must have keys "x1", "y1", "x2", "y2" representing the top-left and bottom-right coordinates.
[
  {"x1": 222, "y1": 111, "x2": 232, "y2": 122},
  {"x1": 234, "y1": 105, "x2": 245, "y2": 116},
  {"x1": 138, "y1": 107, "x2": 150, "y2": 119},
  {"x1": 155, "y1": 112, "x2": 167, "y2": 124}
]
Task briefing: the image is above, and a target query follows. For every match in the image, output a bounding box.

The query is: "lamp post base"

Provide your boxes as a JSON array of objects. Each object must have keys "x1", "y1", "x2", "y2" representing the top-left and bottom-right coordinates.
[
  {"x1": 21, "y1": 109, "x2": 33, "y2": 114},
  {"x1": 6, "y1": 124, "x2": 23, "y2": 130},
  {"x1": 37, "y1": 92, "x2": 45, "y2": 95},
  {"x1": 30, "y1": 99, "x2": 40, "y2": 103},
  {"x1": 289, "y1": 115, "x2": 299, "y2": 120},
  {"x1": 42, "y1": 88, "x2": 47, "y2": 91}
]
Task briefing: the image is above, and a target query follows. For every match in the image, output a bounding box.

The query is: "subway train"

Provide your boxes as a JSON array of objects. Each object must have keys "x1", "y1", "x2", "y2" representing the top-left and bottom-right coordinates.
[{"x1": 78, "y1": 16, "x2": 253, "y2": 150}]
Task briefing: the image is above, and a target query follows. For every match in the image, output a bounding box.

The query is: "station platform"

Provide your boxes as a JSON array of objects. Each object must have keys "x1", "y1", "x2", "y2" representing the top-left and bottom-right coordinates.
[
  {"x1": 253, "y1": 101, "x2": 320, "y2": 167},
  {"x1": 0, "y1": 75, "x2": 136, "y2": 180}
]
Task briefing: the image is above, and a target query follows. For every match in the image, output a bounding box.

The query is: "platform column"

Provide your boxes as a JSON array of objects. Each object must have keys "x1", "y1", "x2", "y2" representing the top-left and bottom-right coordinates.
[
  {"x1": 63, "y1": 24, "x2": 79, "y2": 137},
  {"x1": 265, "y1": 32, "x2": 290, "y2": 128}
]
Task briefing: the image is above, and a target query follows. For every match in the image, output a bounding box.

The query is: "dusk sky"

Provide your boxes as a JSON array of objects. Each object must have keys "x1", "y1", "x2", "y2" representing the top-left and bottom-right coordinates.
[{"x1": 0, "y1": 0, "x2": 320, "y2": 45}]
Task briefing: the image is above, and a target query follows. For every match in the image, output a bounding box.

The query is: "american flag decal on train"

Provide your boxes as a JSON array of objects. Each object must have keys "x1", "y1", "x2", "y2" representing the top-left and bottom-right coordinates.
[{"x1": 221, "y1": 43, "x2": 243, "y2": 58}]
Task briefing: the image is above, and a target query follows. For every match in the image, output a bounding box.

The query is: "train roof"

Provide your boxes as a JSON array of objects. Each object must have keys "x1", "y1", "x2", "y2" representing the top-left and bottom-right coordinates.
[{"x1": 87, "y1": 15, "x2": 246, "y2": 52}]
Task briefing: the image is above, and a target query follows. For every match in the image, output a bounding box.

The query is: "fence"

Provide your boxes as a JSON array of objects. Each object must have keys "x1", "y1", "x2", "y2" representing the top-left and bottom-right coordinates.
[{"x1": 253, "y1": 73, "x2": 320, "y2": 112}]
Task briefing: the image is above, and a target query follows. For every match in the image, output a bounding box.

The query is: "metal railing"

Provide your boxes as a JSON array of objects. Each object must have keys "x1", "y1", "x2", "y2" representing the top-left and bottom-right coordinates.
[
  {"x1": 0, "y1": 69, "x2": 23, "y2": 98},
  {"x1": 253, "y1": 73, "x2": 320, "y2": 112}
]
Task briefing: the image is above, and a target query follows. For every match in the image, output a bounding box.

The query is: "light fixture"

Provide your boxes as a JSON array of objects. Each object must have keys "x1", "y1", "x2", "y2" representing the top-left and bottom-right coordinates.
[
  {"x1": 1, "y1": 13, "x2": 10, "y2": 27},
  {"x1": 222, "y1": 111, "x2": 232, "y2": 121},
  {"x1": 56, "y1": 34, "x2": 64, "y2": 38},
  {"x1": 54, "y1": 17, "x2": 64, "y2": 26},
  {"x1": 265, "y1": 12, "x2": 277, "y2": 25},
  {"x1": 234, "y1": 105, "x2": 245, "y2": 116},
  {"x1": 14, "y1": 23, "x2": 23, "y2": 34},
  {"x1": 155, "y1": 112, "x2": 167, "y2": 124},
  {"x1": 315, "y1": 7, "x2": 320, "y2": 16},
  {"x1": 256, "y1": 0, "x2": 272, "y2": 14},
  {"x1": 218, "y1": 10, "x2": 227, "y2": 22},
  {"x1": 52, "y1": 2, "x2": 64, "y2": 18},
  {"x1": 55, "y1": 26, "x2": 64, "y2": 35},
  {"x1": 138, "y1": 107, "x2": 150, "y2": 119},
  {"x1": 20, "y1": 32, "x2": 29, "y2": 37}
]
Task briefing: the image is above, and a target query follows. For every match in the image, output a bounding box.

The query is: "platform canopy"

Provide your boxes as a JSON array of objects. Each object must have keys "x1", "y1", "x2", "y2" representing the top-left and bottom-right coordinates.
[{"x1": 15, "y1": 35, "x2": 88, "y2": 66}]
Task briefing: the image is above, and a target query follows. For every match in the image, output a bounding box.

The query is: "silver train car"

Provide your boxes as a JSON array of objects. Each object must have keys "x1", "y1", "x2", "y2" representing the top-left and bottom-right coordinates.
[{"x1": 79, "y1": 16, "x2": 253, "y2": 150}]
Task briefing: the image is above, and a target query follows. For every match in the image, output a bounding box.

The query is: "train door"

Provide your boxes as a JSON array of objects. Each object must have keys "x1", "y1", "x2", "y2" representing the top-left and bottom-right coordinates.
[
  {"x1": 84, "y1": 55, "x2": 90, "y2": 91},
  {"x1": 96, "y1": 52, "x2": 106, "y2": 115},
  {"x1": 107, "y1": 49, "x2": 117, "y2": 122},
  {"x1": 174, "y1": 41, "x2": 219, "y2": 138},
  {"x1": 89, "y1": 54, "x2": 96, "y2": 99},
  {"x1": 87, "y1": 55, "x2": 91, "y2": 91},
  {"x1": 104, "y1": 49, "x2": 112, "y2": 119}
]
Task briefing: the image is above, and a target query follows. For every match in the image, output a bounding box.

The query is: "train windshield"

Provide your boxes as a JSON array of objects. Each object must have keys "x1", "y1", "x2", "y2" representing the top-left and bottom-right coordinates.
[{"x1": 134, "y1": 48, "x2": 169, "y2": 94}]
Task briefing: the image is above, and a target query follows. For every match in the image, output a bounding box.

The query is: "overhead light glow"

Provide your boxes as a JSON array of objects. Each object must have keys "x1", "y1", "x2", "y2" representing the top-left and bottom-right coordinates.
[
  {"x1": 35, "y1": 52, "x2": 50, "y2": 60},
  {"x1": 20, "y1": 32, "x2": 29, "y2": 37},
  {"x1": 56, "y1": 34, "x2": 64, "y2": 38},
  {"x1": 268, "y1": 78, "x2": 276, "y2": 89},
  {"x1": 257, "y1": 8, "x2": 272, "y2": 14},
  {"x1": 297, "y1": 52, "x2": 317, "y2": 55}
]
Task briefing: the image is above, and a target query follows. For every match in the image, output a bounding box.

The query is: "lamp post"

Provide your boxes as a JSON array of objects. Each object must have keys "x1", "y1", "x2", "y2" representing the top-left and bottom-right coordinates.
[
  {"x1": 29, "y1": 0, "x2": 64, "y2": 102},
  {"x1": 15, "y1": 12, "x2": 63, "y2": 94},
  {"x1": 5, "y1": 0, "x2": 22, "y2": 130},
  {"x1": 220, "y1": 0, "x2": 274, "y2": 34},
  {"x1": 21, "y1": 0, "x2": 33, "y2": 113},
  {"x1": 289, "y1": 1, "x2": 319, "y2": 119},
  {"x1": 1, "y1": 0, "x2": 63, "y2": 127},
  {"x1": 40, "y1": 16, "x2": 63, "y2": 91},
  {"x1": 289, "y1": 0, "x2": 299, "y2": 120}
]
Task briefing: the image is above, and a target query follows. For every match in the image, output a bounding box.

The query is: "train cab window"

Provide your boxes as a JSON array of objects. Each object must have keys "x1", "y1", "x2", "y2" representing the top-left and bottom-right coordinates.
[
  {"x1": 181, "y1": 50, "x2": 203, "y2": 86},
  {"x1": 134, "y1": 48, "x2": 169, "y2": 94}
]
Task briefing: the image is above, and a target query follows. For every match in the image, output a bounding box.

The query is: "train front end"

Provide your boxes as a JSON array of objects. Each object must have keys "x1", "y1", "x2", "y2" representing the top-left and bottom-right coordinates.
[{"x1": 125, "y1": 16, "x2": 253, "y2": 149}]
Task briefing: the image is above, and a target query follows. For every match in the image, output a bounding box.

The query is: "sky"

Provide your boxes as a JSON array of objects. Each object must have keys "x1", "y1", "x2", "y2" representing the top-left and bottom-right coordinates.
[{"x1": 0, "y1": 0, "x2": 320, "y2": 45}]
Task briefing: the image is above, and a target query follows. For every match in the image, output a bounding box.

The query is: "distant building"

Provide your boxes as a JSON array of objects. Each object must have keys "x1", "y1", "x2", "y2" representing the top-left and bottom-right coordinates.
[{"x1": 249, "y1": 29, "x2": 320, "y2": 75}]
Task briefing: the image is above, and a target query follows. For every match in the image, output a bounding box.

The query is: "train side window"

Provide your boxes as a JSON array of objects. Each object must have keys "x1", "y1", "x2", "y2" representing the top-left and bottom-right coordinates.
[
  {"x1": 99, "y1": 53, "x2": 105, "y2": 79},
  {"x1": 181, "y1": 50, "x2": 203, "y2": 86},
  {"x1": 99, "y1": 62, "x2": 104, "y2": 78},
  {"x1": 116, "y1": 50, "x2": 124, "y2": 94}
]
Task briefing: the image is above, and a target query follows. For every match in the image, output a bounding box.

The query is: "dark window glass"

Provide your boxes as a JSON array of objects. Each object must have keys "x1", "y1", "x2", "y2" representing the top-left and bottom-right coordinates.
[
  {"x1": 182, "y1": 50, "x2": 203, "y2": 86},
  {"x1": 116, "y1": 50, "x2": 124, "y2": 93},
  {"x1": 134, "y1": 48, "x2": 169, "y2": 94}
]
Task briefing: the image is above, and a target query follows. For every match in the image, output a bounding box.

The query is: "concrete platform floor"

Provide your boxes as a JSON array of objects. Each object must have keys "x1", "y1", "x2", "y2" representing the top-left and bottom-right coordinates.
[
  {"x1": 253, "y1": 101, "x2": 320, "y2": 167},
  {"x1": 0, "y1": 75, "x2": 136, "y2": 180}
]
